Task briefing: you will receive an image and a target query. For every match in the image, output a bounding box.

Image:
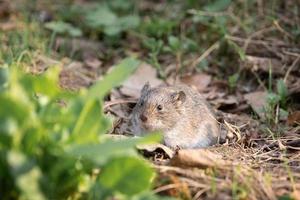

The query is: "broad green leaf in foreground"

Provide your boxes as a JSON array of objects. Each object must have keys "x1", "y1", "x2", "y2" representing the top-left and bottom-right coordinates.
[
  {"x1": 98, "y1": 156, "x2": 154, "y2": 196},
  {"x1": 87, "y1": 57, "x2": 140, "y2": 100},
  {"x1": 71, "y1": 57, "x2": 139, "y2": 143},
  {"x1": 8, "y1": 151, "x2": 46, "y2": 200},
  {"x1": 0, "y1": 66, "x2": 9, "y2": 91},
  {"x1": 68, "y1": 133, "x2": 161, "y2": 165},
  {"x1": 71, "y1": 99, "x2": 110, "y2": 143}
]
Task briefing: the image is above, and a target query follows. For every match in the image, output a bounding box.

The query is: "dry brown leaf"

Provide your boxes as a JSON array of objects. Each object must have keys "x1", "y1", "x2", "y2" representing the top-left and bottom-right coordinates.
[
  {"x1": 0, "y1": 0, "x2": 10, "y2": 18},
  {"x1": 84, "y1": 57, "x2": 102, "y2": 69},
  {"x1": 0, "y1": 21, "x2": 19, "y2": 31},
  {"x1": 243, "y1": 55, "x2": 284, "y2": 75},
  {"x1": 244, "y1": 91, "x2": 267, "y2": 119},
  {"x1": 211, "y1": 95, "x2": 238, "y2": 109},
  {"x1": 120, "y1": 63, "x2": 163, "y2": 98},
  {"x1": 180, "y1": 73, "x2": 212, "y2": 92},
  {"x1": 287, "y1": 111, "x2": 300, "y2": 126},
  {"x1": 136, "y1": 143, "x2": 174, "y2": 159},
  {"x1": 59, "y1": 61, "x2": 97, "y2": 90},
  {"x1": 170, "y1": 149, "x2": 230, "y2": 169},
  {"x1": 54, "y1": 37, "x2": 104, "y2": 59}
]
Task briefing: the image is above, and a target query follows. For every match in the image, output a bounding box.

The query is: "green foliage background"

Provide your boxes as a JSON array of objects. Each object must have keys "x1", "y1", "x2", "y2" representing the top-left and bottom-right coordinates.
[{"x1": 0, "y1": 59, "x2": 164, "y2": 199}]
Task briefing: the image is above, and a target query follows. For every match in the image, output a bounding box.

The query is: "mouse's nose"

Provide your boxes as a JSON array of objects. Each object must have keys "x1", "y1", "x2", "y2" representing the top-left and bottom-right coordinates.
[{"x1": 140, "y1": 114, "x2": 147, "y2": 122}]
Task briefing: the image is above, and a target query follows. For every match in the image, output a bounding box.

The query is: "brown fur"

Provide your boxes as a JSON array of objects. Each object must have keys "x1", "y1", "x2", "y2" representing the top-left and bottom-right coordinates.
[{"x1": 130, "y1": 83, "x2": 220, "y2": 149}]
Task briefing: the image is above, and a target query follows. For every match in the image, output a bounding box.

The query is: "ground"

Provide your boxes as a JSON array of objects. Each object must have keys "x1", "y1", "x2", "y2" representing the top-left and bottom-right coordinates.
[{"x1": 0, "y1": 0, "x2": 299, "y2": 199}]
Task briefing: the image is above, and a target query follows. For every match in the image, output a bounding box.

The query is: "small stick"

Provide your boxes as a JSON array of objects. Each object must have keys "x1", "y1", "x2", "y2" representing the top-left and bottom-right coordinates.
[
  {"x1": 191, "y1": 41, "x2": 219, "y2": 69},
  {"x1": 104, "y1": 99, "x2": 137, "y2": 110},
  {"x1": 283, "y1": 56, "x2": 300, "y2": 83}
]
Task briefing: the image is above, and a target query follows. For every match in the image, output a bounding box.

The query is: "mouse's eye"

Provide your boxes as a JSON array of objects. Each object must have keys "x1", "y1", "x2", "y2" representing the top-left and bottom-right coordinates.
[{"x1": 157, "y1": 104, "x2": 163, "y2": 111}]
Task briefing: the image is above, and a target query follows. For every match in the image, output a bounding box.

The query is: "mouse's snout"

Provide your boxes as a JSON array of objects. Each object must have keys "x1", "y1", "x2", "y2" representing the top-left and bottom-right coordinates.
[{"x1": 139, "y1": 114, "x2": 148, "y2": 122}]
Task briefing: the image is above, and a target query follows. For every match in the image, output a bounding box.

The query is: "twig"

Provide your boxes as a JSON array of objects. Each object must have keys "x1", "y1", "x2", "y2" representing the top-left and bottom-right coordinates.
[
  {"x1": 153, "y1": 184, "x2": 180, "y2": 193},
  {"x1": 104, "y1": 99, "x2": 137, "y2": 110},
  {"x1": 283, "y1": 56, "x2": 300, "y2": 83},
  {"x1": 273, "y1": 20, "x2": 294, "y2": 39},
  {"x1": 243, "y1": 26, "x2": 275, "y2": 51},
  {"x1": 191, "y1": 41, "x2": 220, "y2": 68},
  {"x1": 224, "y1": 120, "x2": 241, "y2": 141}
]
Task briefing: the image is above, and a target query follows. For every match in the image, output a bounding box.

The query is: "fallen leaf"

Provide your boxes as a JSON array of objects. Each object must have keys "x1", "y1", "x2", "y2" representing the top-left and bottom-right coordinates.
[
  {"x1": 28, "y1": 54, "x2": 61, "y2": 74},
  {"x1": 120, "y1": 63, "x2": 163, "y2": 98},
  {"x1": 136, "y1": 143, "x2": 174, "y2": 159},
  {"x1": 180, "y1": 73, "x2": 212, "y2": 92},
  {"x1": 244, "y1": 91, "x2": 267, "y2": 119},
  {"x1": 59, "y1": 61, "x2": 97, "y2": 90},
  {"x1": 0, "y1": 0, "x2": 10, "y2": 18},
  {"x1": 243, "y1": 55, "x2": 284, "y2": 75},
  {"x1": 0, "y1": 21, "x2": 18, "y2": 31},
  {"x1": 287, "y1": 111, "x2": 300, "y2": 126},
  {"x1": 170, "y1": 149, "x2": 230, "y2": 168},
  {"x1": 211, "y1": 95, "x2": 238, "y2": 109},
  {"x1": 54, "y1": 37, "x2": 104, "y2": 59},
  {"x1": 84, "y1": 57, "x2": 102, "y2": 69}
]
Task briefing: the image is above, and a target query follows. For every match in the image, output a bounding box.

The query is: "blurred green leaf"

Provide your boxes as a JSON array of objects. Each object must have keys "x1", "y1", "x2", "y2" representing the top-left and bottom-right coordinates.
[
  {"x1": 276, "y1": 79, "x2": 288, "y2": 107},
  {"x1": 266, "y1": 92, "x2": 280, "y2": 107},
  {"x1": 228, "y1": 73, "x2": 239, "y2": 89},
  {"x1": 108, "y1": 0, "x2": 133, "y2": 11},
  {"x1": 71, "y1": 99, "x2": 110, "y2": 143},
  {"x1": 168, "y1": 35, "x2": 181, "y2": 52},
  {"x1": 98, "y1": 156, "x2": 154, "y2": 196},
  {"x1": 141, "y1": 18, "x2": 176, "y2": 38},
  {"x1": 88, "y1": 57, "x2": 140, "y2": 100},
  {"x1": 45, "y1": 21, "x2": 82, "y2": 37},
  {"x1": 8, "y1": 151, "x2": 46, "y2": 200},
  {"x1": 68, "y1": 133, "x2": 161, "y2": 165},
  {"x1": 0, "y1": 66, "x2": 9, "y2": 91},
  {"x1": 204, "y1": 0, "x2": 232, "y2": 12},
  {"x1": 0, "y1": 95, "x2": 31, "y2": 125},
  {"x1": 68, "y1": 138, "x2": 139, "y2": 165},
  {"x1": 85, "y1": 6, "x2": 139, "y2": 36},
  {"x1": 20, "y1": 66, "x2": 62, "y2": 98},
  {"x1": 118, "y1": 15, "x2": 140, "y2": 30},
  {"x1": 86, "y1": 6, "x2": 117, "y2": 28}
]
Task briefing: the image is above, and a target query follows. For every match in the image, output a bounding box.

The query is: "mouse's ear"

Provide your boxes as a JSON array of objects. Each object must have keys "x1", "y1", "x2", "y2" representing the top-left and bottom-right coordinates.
[
  {"x1": 171, "y1": 90, "x2": 186, "y2": 105},
  {"x1": 141, "y1": 82, "x2": 150, "y2": 95}
]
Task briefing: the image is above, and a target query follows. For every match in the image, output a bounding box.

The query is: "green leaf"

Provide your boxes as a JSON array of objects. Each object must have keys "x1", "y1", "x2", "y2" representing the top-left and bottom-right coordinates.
[
  {"x1": 45, "y1": 21, "x2": 82, "y2": 37},
  {"x1": 85, "y1": 6, "x2": 117, "y2": 28},
  {"x1": 71, "y1": 99, "x2": 110, "y2": 143},
  {"x1": 98, "y1": 156, "x2": 154, "y2": 196},
  {"x1": 227, "y1": 39, "x2": 246, "y2": 60},
  {"x1": 276, "y1": 79, "x2": 288, "y2": 106},
  {"x1": 118, "y1": 15, "x2": 140, "y2": 30},
  {"x1": 21, "y1": 66, "x2": 62, "y2": 98},
  {"x1": 204, "y1": 0, "x2": 232, "y2": 12},
  {"x1": 8, "y1": 151, "x2": 46, "y2": 200},
  {"x1": 0, "y1": 95, "x2": 31, "y2": 125},
  {"x1": 228, "y1": 73, "x2": 239, "y2": 89},
  {"x1": 0, "y1": 65, "x2": 9, "y2": 91},
  {"x1": 68, "y1": 133, "x2": 161, "y2": 165},
  {"x1": 168, "y1": 35, "x2": 181, "y2": 52},
  {"x1": 266, "y1": 92, "x2": 280, "y2": 107},
  {"x1": 68, "y1": 138, "x2": 139, "y2": 165},
  {"x1": 87, "y1": 57, "x2": 140, "y2": 100}
]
